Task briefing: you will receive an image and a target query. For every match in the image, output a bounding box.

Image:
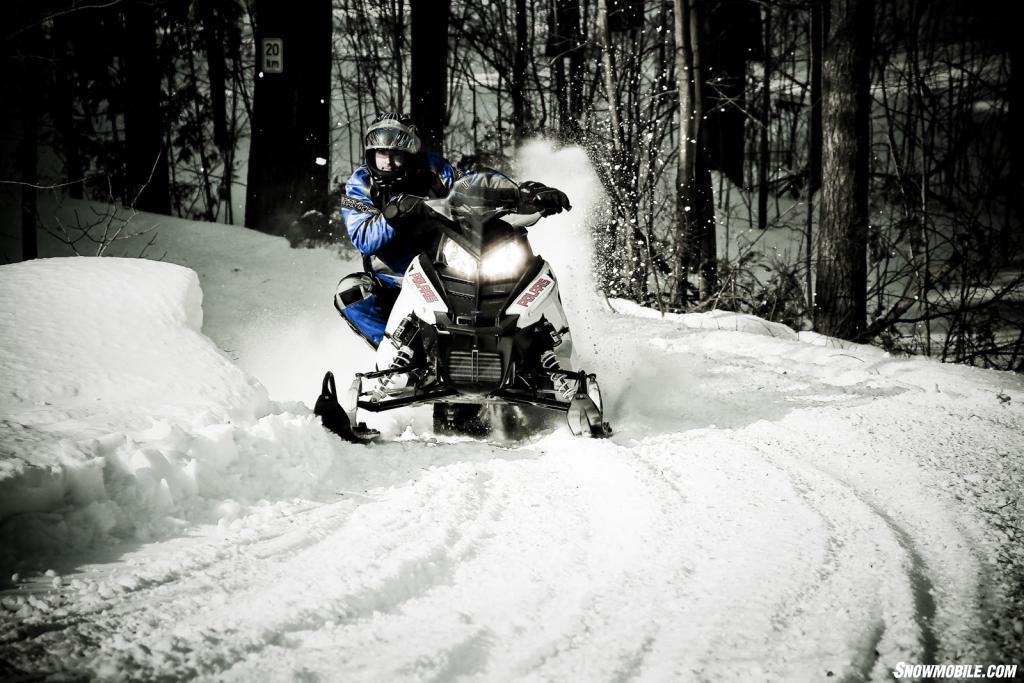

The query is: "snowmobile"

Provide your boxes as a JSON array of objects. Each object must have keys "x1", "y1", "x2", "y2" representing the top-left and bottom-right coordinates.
[{"x1": 316, "y1": 168, "x2": 612, "y2": 442}]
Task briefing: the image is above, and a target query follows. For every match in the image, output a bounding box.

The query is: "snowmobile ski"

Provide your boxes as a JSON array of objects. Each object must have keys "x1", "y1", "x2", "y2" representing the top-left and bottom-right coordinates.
[
  {"x1": 314, "y1": 371, "x2": 379, "y2": 443},
  {"x1": 566, "y1": 372, "x2": 613, "y2": 438}
]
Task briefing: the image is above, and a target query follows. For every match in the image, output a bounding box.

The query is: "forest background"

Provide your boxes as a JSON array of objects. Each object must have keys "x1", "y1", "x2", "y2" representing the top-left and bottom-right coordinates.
[{"x1": 2, "y1": 0, "x2": 1021, "y2": 371}]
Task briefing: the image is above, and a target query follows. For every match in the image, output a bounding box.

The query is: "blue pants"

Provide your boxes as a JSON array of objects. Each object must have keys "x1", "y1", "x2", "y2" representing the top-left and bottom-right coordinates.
[{"x1": 340, "y1": 274, "x2": 401, "y2": 348}]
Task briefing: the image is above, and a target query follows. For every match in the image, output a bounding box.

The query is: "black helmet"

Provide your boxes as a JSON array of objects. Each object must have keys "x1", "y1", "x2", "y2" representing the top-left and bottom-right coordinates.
[{"x1": 364, "y1": 113, "x2": 421, "y2": 189}]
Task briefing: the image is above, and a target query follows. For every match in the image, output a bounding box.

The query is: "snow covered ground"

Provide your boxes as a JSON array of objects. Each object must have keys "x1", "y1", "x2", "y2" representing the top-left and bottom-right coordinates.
[{"x1": 2, "y1": 143, "x2": 1023, "y2": 681}]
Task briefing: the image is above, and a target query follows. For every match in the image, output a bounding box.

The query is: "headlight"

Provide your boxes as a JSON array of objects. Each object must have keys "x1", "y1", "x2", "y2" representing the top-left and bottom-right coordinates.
[
  {"x1": 481, "y1": 241, "x2": 527, "y2": 279},
  {"x1": 441, "y1": 239, "x2": 478, "y2": 278}
]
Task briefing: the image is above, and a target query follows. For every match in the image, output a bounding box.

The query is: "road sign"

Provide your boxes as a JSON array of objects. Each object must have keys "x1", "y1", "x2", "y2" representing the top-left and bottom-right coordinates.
[{"x1": 262, "y1": 38, "x2": 283, "y2": 74}]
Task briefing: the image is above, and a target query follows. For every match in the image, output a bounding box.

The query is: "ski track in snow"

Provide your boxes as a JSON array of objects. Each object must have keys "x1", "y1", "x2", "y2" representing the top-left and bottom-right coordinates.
[{"x1": 4, "y1": 300, "x2": 1020, "y2": 680}]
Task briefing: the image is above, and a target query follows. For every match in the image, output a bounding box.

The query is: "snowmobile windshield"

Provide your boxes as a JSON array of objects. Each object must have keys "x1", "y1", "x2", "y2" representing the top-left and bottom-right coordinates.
[{"x1": 447, "y1": 169, "x2": 522, "y2": 231}]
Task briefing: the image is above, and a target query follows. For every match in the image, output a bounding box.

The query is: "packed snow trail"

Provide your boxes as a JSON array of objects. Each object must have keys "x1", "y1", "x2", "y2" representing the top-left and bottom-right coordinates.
[
  {"x1": 3, "y1": 142, "x2": 1023, "y2": 680},
  {"x1": 2, "y1": 417, "x2": 995, "y2": 680},
  {"x1": 3, "y1": 258, "x2": 1020, "y2": 680}
]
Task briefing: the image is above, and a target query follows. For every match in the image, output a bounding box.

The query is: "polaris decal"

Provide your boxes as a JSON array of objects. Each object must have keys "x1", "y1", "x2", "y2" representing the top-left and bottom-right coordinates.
[
  {"x1": 516, "y1": 276, "x2": 552, "y2": 307},
  {"x1": 410, "y1": 272, "x2": 440, "y2": 304}
]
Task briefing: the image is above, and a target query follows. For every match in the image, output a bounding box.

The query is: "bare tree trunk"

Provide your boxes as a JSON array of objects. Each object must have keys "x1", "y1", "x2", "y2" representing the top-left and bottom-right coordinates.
[
  {"x1": 195, "y1": 2, "x2": 240, "y2": 207},
  {"x1": 512, "y1": 0, "x2": 529, "y2": 142},
  {"x1": 672, "y1": 0, "x2": 696, "y2": 306},
  {"x1": 527, "y1": 2, "x2": 548, "y2": 131},
  {"x1": 808, "y1": 0, "x2": 824, "y2": 195},
  {"x1": 568, "y1": 0, "x2": 586, "y2": 130},
  {"x1": 124, "y1": 0, "x2": 171, "y2": 213},
  {"x1": 702, "y1": 0, "x2": 757, "y2": 187},
  {"x1": 185, "y1": 26, "x2": 217, "y2": 220},
  {"x1": 548, "y1": 1, "x2": 569, "y2": 134},
  {"x1": 757, "y1": 3, "x2": 770, "y2": 231},
  {"x1": 805, "y1": 0, "x2": 825, "y2": 310},
  {"x1": 411, "y1": 0, "x2": 451, "y2": 154},
  {"x1": 690, "y1": 0, "x2": 716, "y2": 299},
  {"x1": 1008, "y1": 23, "x2": 1022, "y2": 255},
  {"x1": 548, "y1": 0, "x2": 583, "y2": 138},
  {"x1": 597, "y1": 0, "x2": 635, "y2": 292},
  {"x1": 596, "y1": 0, "x2": 624, "y2": 155},
  {"x1": 394, "y1": 0, "x2": 405, "y2": 113},
  {"x1": 814, "y1": 0, "x2": 873, "y2": 340},
  {"x1": 199, "y1": 2, "x2": 229, "y2": 153},
  {"x1": 671, "y1": 0, "x2": 716, "y2": 304}
]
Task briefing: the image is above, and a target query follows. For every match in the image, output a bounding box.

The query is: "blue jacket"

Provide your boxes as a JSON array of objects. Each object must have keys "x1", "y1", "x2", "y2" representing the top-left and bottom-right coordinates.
[{"x1": 335, "y1": 152, "x2": 457, "y2": 275}]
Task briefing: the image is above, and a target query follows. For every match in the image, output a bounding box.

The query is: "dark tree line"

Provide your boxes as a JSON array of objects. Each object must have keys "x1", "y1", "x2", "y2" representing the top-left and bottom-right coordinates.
[
  {"x1": 3, "y1": 0, "x2": 251, "y2": 233},
  {"x1": 3, "y1": 0, "x2": 1022, "y2": 371}
]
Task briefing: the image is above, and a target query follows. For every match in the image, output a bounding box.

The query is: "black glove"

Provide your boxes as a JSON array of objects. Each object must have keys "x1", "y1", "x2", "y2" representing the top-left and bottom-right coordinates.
[
  {"x1": 520, "y1": 181, "x2": 572, "y2": 216},
  {"x1": 382, "y1": 194, "x2": 428, "y2": 224}
]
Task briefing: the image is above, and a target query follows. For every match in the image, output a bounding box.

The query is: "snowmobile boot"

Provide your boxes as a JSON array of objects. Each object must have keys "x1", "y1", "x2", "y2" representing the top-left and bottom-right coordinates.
[{"x1": 368, "y1": 314, "x2": 419, "y2": 402}]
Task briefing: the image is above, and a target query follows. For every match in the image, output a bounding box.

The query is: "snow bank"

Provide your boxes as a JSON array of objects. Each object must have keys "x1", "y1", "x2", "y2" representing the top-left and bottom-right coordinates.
[
  {"x1": 34, "y1": 200, "x2": 368, "y2": 403},
  {"x1": 0, "y1": 258, "x2": 268, "y2": 430},
  {"x1": 0, "y1": 258, "x2": 350, "y2": 571},
  {"x1": 609, "y1": 297, "x2": 800, "y2": 340}
]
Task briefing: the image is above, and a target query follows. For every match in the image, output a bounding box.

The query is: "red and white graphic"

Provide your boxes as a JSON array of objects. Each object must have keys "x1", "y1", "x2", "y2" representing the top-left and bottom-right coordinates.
[
  {"x1": 515, "y1": 276, "x2": 552, "y2": 307},
  {"x1": 410, "y1": 272, "x2": 440, "y2": 304}
]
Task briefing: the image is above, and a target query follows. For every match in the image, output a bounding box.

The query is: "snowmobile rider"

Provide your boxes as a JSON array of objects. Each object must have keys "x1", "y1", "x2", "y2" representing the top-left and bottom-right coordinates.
[
  {"x1": 331, "y1": 112, "x2": 572, "y2": 348},
  {"x1": 337, "y1": 113, "x2": 458, "y2": 276},
  {"x1": 330, "y1": 113, "x2": 457, "y2": 347}
]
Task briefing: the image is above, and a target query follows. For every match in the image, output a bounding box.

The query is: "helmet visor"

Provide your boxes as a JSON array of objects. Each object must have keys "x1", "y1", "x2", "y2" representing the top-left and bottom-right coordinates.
[{"x1": 364, "y1": 119, "x2": 421, "y2": 154}]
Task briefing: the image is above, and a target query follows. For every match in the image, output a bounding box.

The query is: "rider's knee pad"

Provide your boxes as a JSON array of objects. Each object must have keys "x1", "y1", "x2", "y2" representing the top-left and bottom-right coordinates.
[{"x1": 334, "y1": 272, "x2": 377, "y2": 315}]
